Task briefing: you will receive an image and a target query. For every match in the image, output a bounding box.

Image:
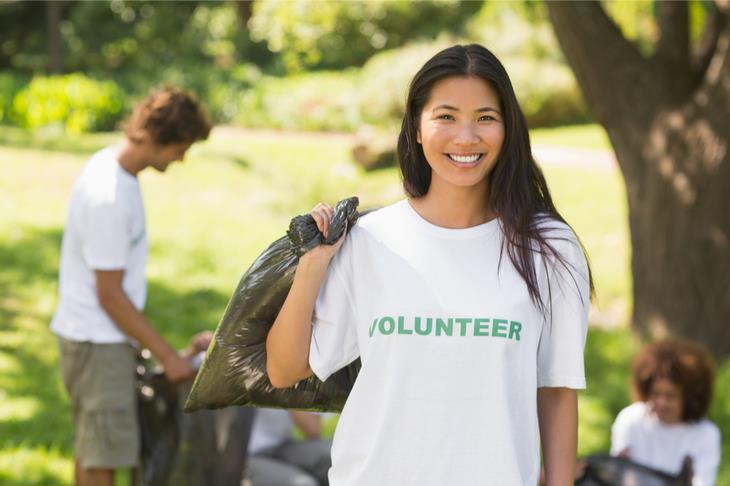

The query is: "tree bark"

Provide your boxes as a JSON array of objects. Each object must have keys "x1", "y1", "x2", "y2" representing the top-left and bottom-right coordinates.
[
  {"x1": 547, "y1": 1, "x2": 730, "y2": 358},
  {"x1": 46, "y1": 0, "x2": 64, "y2": 73}
]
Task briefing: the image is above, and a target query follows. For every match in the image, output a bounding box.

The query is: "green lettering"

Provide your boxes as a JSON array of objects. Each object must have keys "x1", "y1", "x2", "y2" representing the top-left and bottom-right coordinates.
[
  {"x1": 369, "y1": 318, "x2": 378, "y2": 338},
  {"x1": 397, "y1": 316, "x2": 413, "y2": 335},
  {"x1": 379, "y1": 316, "x2": 395, "y2": 335},
  {"x1": 509, "y1": 321, "x2": 522, "y2": 341},
  {"x1": 435, "y1": 318, "x2": 453, "y2": 336},
  {"x1": 492, "y1": 319, "x2": 508, "y2": 338},
  {"x1": 455, "y1": 317, "x2": 471, "y2": 336},
  {"x1": 474, "y1": 318, "x2": 490, "y2": 336},
  {"x1": 415, "y1": 317, "x2": 432, "y2": 336}
]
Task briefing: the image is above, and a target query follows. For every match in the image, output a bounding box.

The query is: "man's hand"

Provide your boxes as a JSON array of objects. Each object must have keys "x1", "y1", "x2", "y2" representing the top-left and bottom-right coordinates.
[
  {"x1": 162, "y1": 353, "x2": 196, "y2": 383},
  {"x1": 190, "y1": 330, "x2": 213, "y2": 353}
]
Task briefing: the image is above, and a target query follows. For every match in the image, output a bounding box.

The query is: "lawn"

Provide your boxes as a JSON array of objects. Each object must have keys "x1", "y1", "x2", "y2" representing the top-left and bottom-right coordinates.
[{"x1": 0, "y1": 124, "x2": 727, "y2": 485}]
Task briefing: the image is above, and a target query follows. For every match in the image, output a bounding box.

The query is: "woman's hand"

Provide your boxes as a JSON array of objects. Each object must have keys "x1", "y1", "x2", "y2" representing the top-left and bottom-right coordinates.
[{"x1": 301, "y1": 202, "x2": 347, "y2": 265}]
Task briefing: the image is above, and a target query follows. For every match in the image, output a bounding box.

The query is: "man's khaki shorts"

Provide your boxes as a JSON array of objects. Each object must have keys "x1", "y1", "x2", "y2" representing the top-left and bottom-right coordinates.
[{"x1": 57, "y1": 336, "x2": 139, "y2": 469}]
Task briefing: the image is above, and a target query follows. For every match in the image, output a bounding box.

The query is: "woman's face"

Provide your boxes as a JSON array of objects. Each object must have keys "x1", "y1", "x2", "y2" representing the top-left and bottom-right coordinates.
[
  {"x1": 417, "y1": 76, "x2": 505, "y2": 192},
  {"x1": 649, "y1": 377, "x2": 684, "y2": 424}
]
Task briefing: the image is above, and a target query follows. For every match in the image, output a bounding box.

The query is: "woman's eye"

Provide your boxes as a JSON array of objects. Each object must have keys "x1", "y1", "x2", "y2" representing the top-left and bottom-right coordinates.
[
  {"x1": 479, "y1": 115, "x2": 496, "y2": 122},
  {"x1": 437, "y1": 114, "x2": 455, "y2": 120}
]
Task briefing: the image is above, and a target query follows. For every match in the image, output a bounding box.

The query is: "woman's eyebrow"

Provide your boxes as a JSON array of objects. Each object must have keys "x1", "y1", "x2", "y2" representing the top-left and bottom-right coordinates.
[
  {"x1": 433, "y1": 104, "x2": 501, "y2": 114},
  {"x1": 476, "y1": 107, "x2": 501, "y2": 114}
]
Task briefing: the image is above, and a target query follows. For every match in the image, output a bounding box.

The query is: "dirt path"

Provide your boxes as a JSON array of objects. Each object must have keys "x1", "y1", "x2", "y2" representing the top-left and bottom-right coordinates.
[{"x1": 212, "y1": 126, "x2": 618, "y2": 171}]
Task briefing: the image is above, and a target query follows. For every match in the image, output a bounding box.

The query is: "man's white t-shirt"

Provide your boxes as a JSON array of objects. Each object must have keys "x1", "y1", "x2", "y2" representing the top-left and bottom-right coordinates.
[
  {"x1": 309, "y1": 199, "x2": 590, "y2": 485},
  {"x1": 611, "y1": 402, "x2": 721, "y2": 486},
  {"x1": 51, "y1": 147, "x2": 147, "y2": 343}
]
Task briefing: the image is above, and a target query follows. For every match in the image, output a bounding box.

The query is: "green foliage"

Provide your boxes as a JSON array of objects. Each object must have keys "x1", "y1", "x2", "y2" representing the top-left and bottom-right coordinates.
[
  {"x1": 0, "y1": 73, "x2": 28, "y2": 124},
  {"x1": 601, "y1": 0, "x2": 658, "y2": 57},
  {"x1": 236, "y1": 70, "x2": 360, "y2": 131},
  {"x1": 249, "y1": 0, "x2": 481, "y2": 73},
  {"x1": 11, "y1": 74, "x2": 125, "y2": 134},
  {"x1": 355, "y1": 41, "x2": 452, "y2": 132},
  {"x1": 235, "y1": 37, "x2": 588, "y2": 133},
  {"x1": 505, "y1": 57, "x2": 591, "y2": 127}
]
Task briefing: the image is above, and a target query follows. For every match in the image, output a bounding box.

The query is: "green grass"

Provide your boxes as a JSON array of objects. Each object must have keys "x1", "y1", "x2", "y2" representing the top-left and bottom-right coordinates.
[
  {"x1": 0, "y1": 124, "x2": 727, "y2": 484},
  {"x1": 531, "y1": 124, "x2": 612, "y2": 151}
]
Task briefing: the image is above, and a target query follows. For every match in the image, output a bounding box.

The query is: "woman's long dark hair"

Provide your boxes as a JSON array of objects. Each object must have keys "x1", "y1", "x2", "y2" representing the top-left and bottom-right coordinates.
[{"x1": 397, "y1": 44, "x2": 594, "y2": 313}]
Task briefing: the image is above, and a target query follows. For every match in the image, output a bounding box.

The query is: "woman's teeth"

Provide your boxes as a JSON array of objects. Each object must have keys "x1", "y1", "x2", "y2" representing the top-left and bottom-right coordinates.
[{"x1": 448, "y1": 154, "x2": 481, "y2": 164}]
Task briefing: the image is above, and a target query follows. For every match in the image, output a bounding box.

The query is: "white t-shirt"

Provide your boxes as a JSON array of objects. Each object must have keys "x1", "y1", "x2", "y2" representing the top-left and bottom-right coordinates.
[
  {"x1": 248, "y1": 408, "x2": 295, "y2": 455},
  {"x1": 611, "y1": 402, "x2": 721, "y2": 486},
  {"x1": 51, "y1": 147, "x2": 147, "y2": 343},
  {"x1": 309, "y1": 199, "x2": 589, "y2": 486}
]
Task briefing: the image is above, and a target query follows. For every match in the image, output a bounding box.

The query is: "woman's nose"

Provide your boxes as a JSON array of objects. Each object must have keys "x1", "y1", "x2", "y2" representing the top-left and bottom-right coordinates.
[{"x1": 454, "y1": 123, "x2": 481, "y2": 145}]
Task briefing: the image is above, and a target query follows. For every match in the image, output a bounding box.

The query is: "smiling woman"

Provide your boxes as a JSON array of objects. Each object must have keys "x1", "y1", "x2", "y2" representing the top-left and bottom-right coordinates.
[
  {"x1": 265, "y1": 44, "x2": 595, "y2": 486},
  {"x1": 416, "y1": 76, "x2": 504, "y2": 199}
]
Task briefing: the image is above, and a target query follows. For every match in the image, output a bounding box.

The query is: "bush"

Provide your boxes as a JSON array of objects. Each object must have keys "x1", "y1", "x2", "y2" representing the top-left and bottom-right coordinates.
[
  {"x1": 357, "y1": 41, "x2": 589, "y2": 130},
  {"x1": 355, "y1": 40, "x2": 452, "y2": 132},
  {"x1": 0, "y1": 72, "x2": 28, "y2": 124},
  {"x1": 235, "y1": 70, "x2": 359, "y2": 132},
  {"x1": 503, "y1": 57, "x2": 591, "y2": 128},
  {"x1": 11, "y1": 73, "x2": 125, "y2": 133}
]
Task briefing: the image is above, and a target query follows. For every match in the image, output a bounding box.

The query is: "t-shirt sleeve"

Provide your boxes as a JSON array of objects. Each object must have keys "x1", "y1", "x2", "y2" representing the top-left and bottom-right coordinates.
[
  {"x1": 308, "y1": 237, "x2": 360, "y2": 382},
  {"x1": 691, "y1": 423, "x2": 721, "y2": 486},
  {"x1": 80, "y1": 195, "x2": 130, "y2": 270},
  {"x1": 610, "y1": 404, "x2": 639, "y2": 456},
  {"x1": 536, "y1": 225, "x2": 590, "y2": 389}
]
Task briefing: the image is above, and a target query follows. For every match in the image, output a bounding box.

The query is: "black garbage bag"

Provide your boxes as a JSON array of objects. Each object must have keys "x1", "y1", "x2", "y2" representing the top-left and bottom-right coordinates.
[
  {"x1": 134, "y1": 352, "x2": 255, "y2": 486},
  {"x1": 185, "y1": 197, "x2": 362, "y2": 413},
  {"x1": 575, "y1": 454, "x2": 692, "y2": 486}
]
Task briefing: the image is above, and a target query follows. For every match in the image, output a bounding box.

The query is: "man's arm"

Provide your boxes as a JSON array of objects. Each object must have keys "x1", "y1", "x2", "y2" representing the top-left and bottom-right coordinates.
[
  {"x1": 96, "y1": 269, "x2": 194, "y2": 382},
  {"x1": 537, "y1": 387, "x2": 578, "y2": 486}
]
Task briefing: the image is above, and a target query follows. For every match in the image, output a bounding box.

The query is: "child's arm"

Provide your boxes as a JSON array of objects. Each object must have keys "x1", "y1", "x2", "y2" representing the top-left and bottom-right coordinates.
[
  {"x1": 537, "y1": 387, "x2": 578, "y2": 486},
  {"x1": 291, "y1": 411, "x2": 322, "y2": 439}
]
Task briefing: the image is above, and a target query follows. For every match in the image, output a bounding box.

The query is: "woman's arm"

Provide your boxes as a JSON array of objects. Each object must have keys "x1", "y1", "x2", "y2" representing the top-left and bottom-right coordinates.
[
  {"x1": 266, "y1": 202, "x2": 345, "y2": 388},
  {"x1": 537, "y1": 387, "x2": 578, "y2": 486}
]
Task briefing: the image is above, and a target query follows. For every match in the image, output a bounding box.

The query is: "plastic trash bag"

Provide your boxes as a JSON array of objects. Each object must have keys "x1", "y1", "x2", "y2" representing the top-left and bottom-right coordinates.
[
  {"x1": 185, "y1": 197, "x2": 362, "y2": 413},
  {"x1": 134, "y1": 352, "x2": 255, "y2": 486},
  {"x1": 575, "y1": 454, "x2": 692, "y2": 486}
]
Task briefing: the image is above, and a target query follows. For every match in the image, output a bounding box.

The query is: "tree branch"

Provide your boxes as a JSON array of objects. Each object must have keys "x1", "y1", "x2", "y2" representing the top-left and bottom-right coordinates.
[
  {"x1": 546, "y1": 1, "x2": 658, "y2": 130},
  {"x1": 655, "y1": 1, "x2": 690, "y2": 73},
  {"x1": 692, "y1": 6, "x2": 727, "y2": 79}
]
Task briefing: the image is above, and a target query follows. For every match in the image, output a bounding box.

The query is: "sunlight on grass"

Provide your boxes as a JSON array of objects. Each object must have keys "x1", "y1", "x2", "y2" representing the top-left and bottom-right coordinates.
[
  {"x1": 0, "y1": 447, "x2": 73, "y2": 486},
  {"x1": 0, "y1": 396, "x2": 41, "y2": 422},
  {"x1": 531, "y1": 124, "x2": 611, "y2": 150}
]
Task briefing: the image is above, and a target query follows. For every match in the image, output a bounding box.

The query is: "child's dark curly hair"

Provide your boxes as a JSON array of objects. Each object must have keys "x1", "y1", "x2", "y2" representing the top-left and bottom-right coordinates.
[
  {"x1": 631, "y1": 338, "x2": 716, "y2": 422},
  {"x1": 125, "y1": 87, "x2": 211, "y2": 145}
]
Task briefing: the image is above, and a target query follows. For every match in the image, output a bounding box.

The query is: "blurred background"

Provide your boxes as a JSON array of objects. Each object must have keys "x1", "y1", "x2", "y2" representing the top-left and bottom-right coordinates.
[{"x1": 0, "y1": 1, "x2": 728, "y2": 485}]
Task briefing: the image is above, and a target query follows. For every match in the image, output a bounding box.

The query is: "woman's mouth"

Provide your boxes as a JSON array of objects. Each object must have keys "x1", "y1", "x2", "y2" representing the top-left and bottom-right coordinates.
[{"x1": 447, "y1": 153, "x2": 483, "y2": 166}]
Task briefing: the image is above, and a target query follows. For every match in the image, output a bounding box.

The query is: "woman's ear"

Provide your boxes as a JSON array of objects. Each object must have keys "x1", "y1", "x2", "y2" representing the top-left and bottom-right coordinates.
[{"x1": 416, "y1": 130, "x2": 422, "y2": 144}]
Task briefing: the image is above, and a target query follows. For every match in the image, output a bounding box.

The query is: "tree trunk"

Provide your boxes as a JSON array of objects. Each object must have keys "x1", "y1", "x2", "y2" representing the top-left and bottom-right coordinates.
[
  {"x1": 46, "y1": 0, "x2": 64, "y2": 73},
  {"x1": 547, "y1": 1, "x2": 730, "y2": 358}
]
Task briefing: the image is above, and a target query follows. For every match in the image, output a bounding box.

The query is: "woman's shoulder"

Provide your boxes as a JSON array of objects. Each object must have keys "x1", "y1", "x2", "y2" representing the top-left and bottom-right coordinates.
[
  {"x1": 613, "y1": 401, "x2": 651, "y2": 426},
  {"x1": 351, "y1": 199, "x2": 409, "y2": 236},
  {"x1": 532, "y1": 213, "x2": 578, "y2": 242}
]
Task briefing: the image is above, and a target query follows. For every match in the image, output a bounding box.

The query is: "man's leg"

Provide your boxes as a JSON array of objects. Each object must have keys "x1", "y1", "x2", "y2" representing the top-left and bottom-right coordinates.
[
  {"x1": 76, "y1": 462, "x2": 113, "y2": 486},
  {"x1": 58, "y1": 338, "x2": 139, "y2": 485}
]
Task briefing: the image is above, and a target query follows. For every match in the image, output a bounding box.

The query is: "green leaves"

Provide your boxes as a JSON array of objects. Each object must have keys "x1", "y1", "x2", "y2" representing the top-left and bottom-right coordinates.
[{"x1": 10, "y1": 74, "x2": 125, "y2": 134}]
